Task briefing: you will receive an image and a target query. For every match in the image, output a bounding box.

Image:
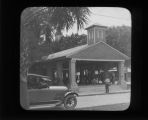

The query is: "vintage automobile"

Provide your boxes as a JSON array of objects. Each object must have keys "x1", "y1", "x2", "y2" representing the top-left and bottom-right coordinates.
[{"x1": 27, "y1": 73, "x2": 78, "y2": 110}]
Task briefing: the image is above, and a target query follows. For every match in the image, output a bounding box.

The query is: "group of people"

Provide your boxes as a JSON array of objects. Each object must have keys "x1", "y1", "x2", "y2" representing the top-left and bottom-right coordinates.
[
  {"x1": 53, "y1": 68, "x2": 115, "y2": 93},
  {"x1": 76, "y1": 68, "x2": 115, "y2": 93}
]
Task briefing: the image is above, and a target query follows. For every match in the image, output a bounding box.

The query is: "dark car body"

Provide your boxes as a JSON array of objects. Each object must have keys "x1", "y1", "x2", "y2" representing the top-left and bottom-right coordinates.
[{"x1": 27, "y1": 73, "x2": 78, "y2": 110}]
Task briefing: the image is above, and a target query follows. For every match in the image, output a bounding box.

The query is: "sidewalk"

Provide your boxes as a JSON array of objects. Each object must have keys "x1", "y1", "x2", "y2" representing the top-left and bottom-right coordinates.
[
  {"x1": 76, "y1": 92, "x2": 130, "y2": 109},
  {"x1": 78, "y1": 85, "x2": 130, "y2": 96},
  {"x1": 76, "y1": 103, "x2": 130, "y2": 110}
]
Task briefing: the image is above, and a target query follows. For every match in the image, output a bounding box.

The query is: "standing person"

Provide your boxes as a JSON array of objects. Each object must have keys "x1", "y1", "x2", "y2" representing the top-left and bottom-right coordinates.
[{"x1": 102, "y1": 69, "x2": 112, "y2": 93}]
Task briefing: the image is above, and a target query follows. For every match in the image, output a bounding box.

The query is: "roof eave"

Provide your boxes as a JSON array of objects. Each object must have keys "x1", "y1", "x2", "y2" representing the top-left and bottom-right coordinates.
[{"x1": 85, "y1": 25, "x2": 107, "y2": 30}]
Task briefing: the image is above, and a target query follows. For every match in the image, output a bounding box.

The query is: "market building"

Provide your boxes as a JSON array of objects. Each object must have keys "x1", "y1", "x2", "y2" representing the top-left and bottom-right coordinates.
[{"x1": 29, "y1": 23, "x2": 130, "y2": 93}]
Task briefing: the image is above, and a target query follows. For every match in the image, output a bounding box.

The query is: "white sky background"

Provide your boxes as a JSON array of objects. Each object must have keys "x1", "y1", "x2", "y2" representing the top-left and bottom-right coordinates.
[{"x1": 63, "y1": 7, "x2": 131, "y2": 36}]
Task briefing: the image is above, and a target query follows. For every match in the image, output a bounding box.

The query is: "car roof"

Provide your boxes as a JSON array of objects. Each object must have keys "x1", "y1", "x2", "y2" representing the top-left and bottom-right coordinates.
[{"x1": 27, "y1": 73, "x2": 50, "y2": 78}]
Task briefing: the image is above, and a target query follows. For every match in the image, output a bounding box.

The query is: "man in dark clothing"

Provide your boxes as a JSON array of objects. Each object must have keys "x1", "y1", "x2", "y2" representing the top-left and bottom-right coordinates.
[{"x1": 102, "y1": 70, "x2": 112, "y2": 93}]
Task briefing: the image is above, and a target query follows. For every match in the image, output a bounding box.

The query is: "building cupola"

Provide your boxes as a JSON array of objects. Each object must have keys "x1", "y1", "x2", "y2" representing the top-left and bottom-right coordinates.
[{"x1": 85, "y1": 23, "x2": 107, "y2": 45}]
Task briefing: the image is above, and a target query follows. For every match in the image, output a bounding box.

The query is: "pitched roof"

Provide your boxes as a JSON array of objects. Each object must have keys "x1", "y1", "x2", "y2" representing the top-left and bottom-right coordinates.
[
  {"x1": 67, "y1": 42, "x2": 129, "y2": 60},
  {"x1": 45, "y1": 42, "x2": 129, "y2": 61},
  {"x1": 45, "y1": 44, "x2": 87, "y2": 60},
  {"x1": 85, "y1": 23, "x2": 107, "y2": 30}
]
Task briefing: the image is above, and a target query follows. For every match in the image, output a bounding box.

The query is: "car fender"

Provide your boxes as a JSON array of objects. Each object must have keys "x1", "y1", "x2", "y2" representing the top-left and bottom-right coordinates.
[{"x1": 64, "y1": 91, "x2": 78, "y2": 98}]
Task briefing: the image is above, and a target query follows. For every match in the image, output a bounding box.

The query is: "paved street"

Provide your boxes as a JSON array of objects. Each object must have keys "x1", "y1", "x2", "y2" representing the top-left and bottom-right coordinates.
[
  {"x1": 76, "y1": 103, "x2": 130, "y2": 111},
  {"x1": 34, "y1": 92, "x2": 130, "y2": 110},
  {"x1": 76, "y1": 92, "x2": 130, "y2": 109}
]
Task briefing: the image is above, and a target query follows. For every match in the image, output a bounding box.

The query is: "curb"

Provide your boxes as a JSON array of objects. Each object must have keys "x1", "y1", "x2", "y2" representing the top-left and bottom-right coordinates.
[{"x1": 78, "y1": 91, "x2": 130, "y2": 97}]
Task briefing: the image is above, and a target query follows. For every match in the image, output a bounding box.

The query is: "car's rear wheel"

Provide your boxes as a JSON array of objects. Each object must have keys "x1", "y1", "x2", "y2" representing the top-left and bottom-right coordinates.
[{"x1": 64, "y1": 95, "x2": 77, "y2": 110}]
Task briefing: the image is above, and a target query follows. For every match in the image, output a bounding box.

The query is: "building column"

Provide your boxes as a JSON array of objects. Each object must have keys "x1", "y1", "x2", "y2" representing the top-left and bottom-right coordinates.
[
  {"x1": 118, "y1": 61, "x2": 127, "y2": 89},
  {"x1": 69, "y1": 59, "x2": 79, "y2": 92},
  {"x1": 47, "y1": 63, "x2": 54, "y2": 80},
  {"x1": 56, "y1": 61, "x2": 64, "y2": 85}
]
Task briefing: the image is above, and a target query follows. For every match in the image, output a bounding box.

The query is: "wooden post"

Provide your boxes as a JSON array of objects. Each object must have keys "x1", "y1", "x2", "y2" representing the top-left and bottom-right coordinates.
[
  {"x1": 47, "y1": 62, "x2": 54, "y2": 80},
  {"x1": 56, "y1": 61, "x2": 64, "y2": 85},
  {"x1": 69, "y1": 59, "x2": 79, "y2": 92},
  {"x1": 118, "y1": 61, "x2": 127, "y2": 89}
]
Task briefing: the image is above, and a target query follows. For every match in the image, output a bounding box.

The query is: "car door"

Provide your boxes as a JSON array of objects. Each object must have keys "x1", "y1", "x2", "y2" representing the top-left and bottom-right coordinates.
[
  {"x1": 28, "y1": 75, "x2": 67, "y2": 104},
  {"x1": 28, "y1": 75, "x2": 54, "y2": 104},
  {"x1": 48, "y1": 86, "x2": 68, "y2": 100}
]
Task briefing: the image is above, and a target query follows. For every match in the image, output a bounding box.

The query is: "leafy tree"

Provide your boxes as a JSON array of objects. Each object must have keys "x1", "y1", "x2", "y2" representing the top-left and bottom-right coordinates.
[
  {"x1": 106, "y1": 26, "x2": 131, "y2": 57},
  {"x1": 50, "y1": 33, "x2": 87, "y2": 53},
  {"x1": 106, "y1": 25, "x2": 131, "y2": 67},
  {"x1": 20, "y1": 7, "x2": 90, "y2": 81}
]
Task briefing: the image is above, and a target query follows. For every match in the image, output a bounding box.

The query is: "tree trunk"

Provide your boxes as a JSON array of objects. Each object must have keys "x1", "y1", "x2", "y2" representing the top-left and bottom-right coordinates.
[
  {"x1": 20, "y1": 74, "x2": 29, "y2": 109},
  {"x1": 20, "y1": 26, "x2": 31, "y2": 109}
]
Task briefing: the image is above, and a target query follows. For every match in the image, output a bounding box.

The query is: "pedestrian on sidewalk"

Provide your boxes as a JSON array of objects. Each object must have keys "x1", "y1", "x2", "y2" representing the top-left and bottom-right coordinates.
[
  {"x1": 104, "y1": 78, "x2": 110, "y2": 93},
  {"x1": 102, "y1": 69, "x2": 112, "y2": 93}
]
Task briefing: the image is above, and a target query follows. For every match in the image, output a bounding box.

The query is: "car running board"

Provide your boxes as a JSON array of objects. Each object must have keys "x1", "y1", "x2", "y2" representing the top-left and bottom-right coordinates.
[
  {"x1": 29, "y1": 101, "x2": 62, "y2": 110},
  {"x1": 29, "y1": 104, "x2": 56, "y2": 109}
]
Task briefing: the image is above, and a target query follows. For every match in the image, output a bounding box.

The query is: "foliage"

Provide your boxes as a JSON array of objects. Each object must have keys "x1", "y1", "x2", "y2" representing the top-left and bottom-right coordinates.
[
  {"x1": 106, "y1": 26, "x2": 131, "y2": 57},
  {"x1": 105, "y1": 26, "x2": 131, "y2": 66},
  {"x1": 50, "y1": 33, "x2": 87, "y2": 53},
  {"x1": 21, "y1": 7, "x2": 90, "y2": 41},
  {"x1": 20, "y1": 7, "x2": 90, "y2": 80}
]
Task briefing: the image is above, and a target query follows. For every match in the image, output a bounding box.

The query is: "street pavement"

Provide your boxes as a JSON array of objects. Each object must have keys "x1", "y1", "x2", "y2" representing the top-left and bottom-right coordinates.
[
  {"x1": 36, "y1": 92, "x2": 130, "y2": 110},
  {"x1": 76, "y1": 92, "x2": 130, "y2": 109},
  {"x1": 29, "y1": 84, "x2": 131, "y2": 110},
  {"x1": 76, "y1": 103, "x2": 130, "y2": 111}
]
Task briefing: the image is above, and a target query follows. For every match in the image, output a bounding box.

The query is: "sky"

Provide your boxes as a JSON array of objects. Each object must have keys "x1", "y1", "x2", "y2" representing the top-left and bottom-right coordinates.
[{"x1": 63, "y1": 7, "x2": 131, "y2": 36}]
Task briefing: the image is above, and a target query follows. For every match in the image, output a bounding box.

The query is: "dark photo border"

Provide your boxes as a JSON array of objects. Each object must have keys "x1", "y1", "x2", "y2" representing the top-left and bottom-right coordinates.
[{"x1": 0, "y1": 0, "x2": 144, "y2": 120}]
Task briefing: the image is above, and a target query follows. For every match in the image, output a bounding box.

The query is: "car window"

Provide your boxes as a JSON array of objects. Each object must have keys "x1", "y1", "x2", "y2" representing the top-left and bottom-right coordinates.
[{"x1": 27, "y1": 75, "x2": 51, "y2": 89}]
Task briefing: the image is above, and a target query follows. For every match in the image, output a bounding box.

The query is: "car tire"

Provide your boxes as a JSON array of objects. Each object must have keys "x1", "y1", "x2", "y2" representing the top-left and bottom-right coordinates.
[{"x1": 63, "y1": 95, "x2": 77, "y2": 110}]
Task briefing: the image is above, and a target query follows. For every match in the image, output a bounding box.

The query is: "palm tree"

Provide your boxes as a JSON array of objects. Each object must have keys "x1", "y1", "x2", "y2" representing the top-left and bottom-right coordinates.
[
  {"x1": 50, "y1": 7, "x2": 90, "y2": 36},
  {"x1": 20, "y1": 7, "x2": 91, "y2": 81},
  {"x1": 21, "y1": 7, "x2": 90, "y2": 40}
]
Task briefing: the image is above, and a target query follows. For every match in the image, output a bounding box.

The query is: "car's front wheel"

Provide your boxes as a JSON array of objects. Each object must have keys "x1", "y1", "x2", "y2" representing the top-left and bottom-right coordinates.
[{"x1": 64, "y1": 95, "x2": 77, "y2": 110}]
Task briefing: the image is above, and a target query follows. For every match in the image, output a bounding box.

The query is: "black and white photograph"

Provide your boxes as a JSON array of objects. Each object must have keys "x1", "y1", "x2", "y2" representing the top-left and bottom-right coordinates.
[{"x1": 20, "y1": 7, "x2": 131, "y2": 110}]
